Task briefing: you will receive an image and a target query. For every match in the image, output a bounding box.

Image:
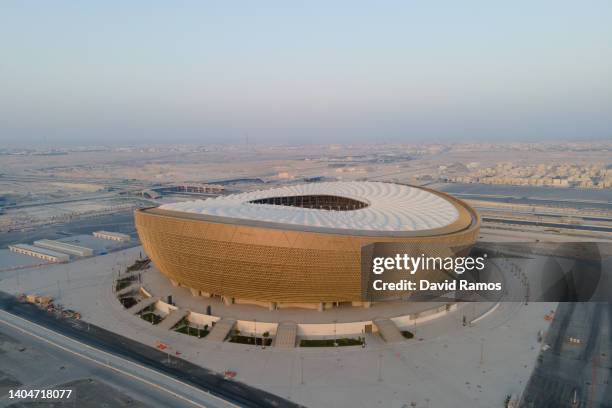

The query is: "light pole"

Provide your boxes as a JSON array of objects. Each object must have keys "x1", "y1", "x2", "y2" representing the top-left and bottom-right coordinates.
[
  {"x1": 300, "y1": 355, "x2": 304, "y2": 385},
  {"x1": 479, "y1": 337, "x2": 485, "y2": 366},
  {"x1": 333, "y1": 320, "x2": 337, "y2": 346}
]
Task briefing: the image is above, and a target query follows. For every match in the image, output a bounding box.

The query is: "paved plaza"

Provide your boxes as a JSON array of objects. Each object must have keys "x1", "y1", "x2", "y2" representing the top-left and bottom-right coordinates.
[{"x1": 0, "y1": 233, "x2": 562, "y2": 408}]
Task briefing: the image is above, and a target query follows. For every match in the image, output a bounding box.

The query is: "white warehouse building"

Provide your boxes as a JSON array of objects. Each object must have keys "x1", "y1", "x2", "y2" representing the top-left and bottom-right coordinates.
[
  {"x1": 33, "y1": 239, "x2": 93, "y2": 257},
  {"x1": 93, "y1": 231, "x2": 131, "y2": 242},
  {"x1": 9, "y1": 244, "x2": 70, "y2": 263}
]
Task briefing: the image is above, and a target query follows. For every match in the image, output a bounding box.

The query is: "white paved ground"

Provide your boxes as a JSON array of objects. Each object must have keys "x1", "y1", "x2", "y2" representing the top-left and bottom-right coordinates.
[{"x1": 0, "y1": 241, "x2": 559, "y2": 408}]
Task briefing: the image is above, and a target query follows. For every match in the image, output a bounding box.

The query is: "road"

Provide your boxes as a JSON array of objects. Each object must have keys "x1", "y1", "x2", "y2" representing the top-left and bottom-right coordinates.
[
  {"x1": 437, "y1": 183, "x2": 612, "y2": 209},
  {"x1": 0, "y1": 314, "x2": 207, "y2": 408},
  {"x1": 475, "y1": 205, "x2": 612, "y2": 223},
  {"x1": 4, "y1": 192, "x2": 119, "y2": 210},
  {"x1": 482, "y1": 217, "x2": 612, "y2": 233},
  {"x1": 0, "y1": 174, "x2": 152, "y2": 191},
  {"x1": 0, "y1": 292, "x2": 301, "y2": 408},
  {"x1": 520, "y1": 302, "x2": 612, "y2": 407},
  {"x1": 455, "y1": 194, "x2": 611, "y2": 211}
]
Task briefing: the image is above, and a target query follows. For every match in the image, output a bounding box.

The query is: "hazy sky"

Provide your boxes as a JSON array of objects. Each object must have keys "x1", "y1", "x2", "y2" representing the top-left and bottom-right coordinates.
[{"x1": 1, "y1": 1, "x2": 611, "y2": 146}]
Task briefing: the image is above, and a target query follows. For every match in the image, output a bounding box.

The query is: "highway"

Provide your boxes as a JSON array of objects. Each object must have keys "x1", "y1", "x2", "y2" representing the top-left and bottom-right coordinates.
[
  {"x1": 520, "y1": 302, "x2": 612, "y2": 407},
  {"x1": 438, "y1": 183, "x2": 612, "y2": 211},
  {"x1": 474, "y1": 205, "x2": 612, "y2": 223},
  {"x1": 454, "y1": 193, "x2": 611, "y2": 210},
  {"x1": 4, "y1": 192, "x2": 120, "y2": 210},
  {"x1": 0, "y1": 173, "x2": 152, "y2": 191},
  {"x1": 482, "y1": 217, "x2": 612, "y2": 233},
  {"x1": 0, "y1": 313, "x2": 209, "y2": 408},
  {"x1": 0, "y1": 292, "x2": 300, "y2": 408}
]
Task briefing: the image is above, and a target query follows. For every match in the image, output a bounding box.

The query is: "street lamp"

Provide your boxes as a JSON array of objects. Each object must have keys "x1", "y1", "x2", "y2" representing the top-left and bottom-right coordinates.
[
  {"x1": 333, "y1": 320, "x2": 338, "y2": 347},
  {"x1": 300, "y1": 355, "x2": 304, "y2": 384}
]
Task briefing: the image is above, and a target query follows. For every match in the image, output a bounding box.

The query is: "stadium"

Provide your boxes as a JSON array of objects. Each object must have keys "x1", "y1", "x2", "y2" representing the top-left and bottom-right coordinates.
[{"x1": 135, "y1": 182, "x2": 480, "y2": 310}]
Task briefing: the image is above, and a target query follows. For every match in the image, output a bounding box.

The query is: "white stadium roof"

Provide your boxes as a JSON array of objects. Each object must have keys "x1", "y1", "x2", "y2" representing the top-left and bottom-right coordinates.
[{"x1": 160, "y1": 182, "x2": 460, "y2": 232}]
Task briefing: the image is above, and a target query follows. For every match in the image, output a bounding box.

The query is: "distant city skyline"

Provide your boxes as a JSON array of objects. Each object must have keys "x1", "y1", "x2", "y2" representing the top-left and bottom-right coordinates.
[{"x1": 1, "y1": 1, "x2": 611, "y2": 146}]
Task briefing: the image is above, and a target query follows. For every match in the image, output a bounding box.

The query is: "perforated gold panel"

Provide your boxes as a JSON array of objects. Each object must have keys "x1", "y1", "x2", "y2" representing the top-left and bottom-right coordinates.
[{"x1": 135, "y1": 188, "x2": 480, "y2": 303}]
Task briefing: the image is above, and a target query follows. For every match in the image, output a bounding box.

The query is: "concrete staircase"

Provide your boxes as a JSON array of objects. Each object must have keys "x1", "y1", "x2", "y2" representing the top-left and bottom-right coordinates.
[
  {"x1": 206, "y1": 318, "x2": 236, "y2": 342},
  {"x1": 116, "y1": 283, "x2": 140, "y2": 297},
  {"x1": 274, "y1": 322, "x2": 297, "y2": 348},
  {"x1": 373, "y1": 317, "x2": 405, "y2": 343},
  {"x1": 127, "y1": 296, "x2": 159, "y2": 315},
  {"x1": 158, "y1": 309, "x2": 189, "y2": 330}
]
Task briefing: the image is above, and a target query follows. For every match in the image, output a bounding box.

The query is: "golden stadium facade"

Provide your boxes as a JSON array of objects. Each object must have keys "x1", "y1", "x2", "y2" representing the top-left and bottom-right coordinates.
[{"x1": 135, "y1": 182, "x2": 480, "y2": 309}]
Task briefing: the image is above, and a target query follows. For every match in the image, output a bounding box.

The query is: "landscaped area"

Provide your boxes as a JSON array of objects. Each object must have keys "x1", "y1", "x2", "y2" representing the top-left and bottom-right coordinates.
[
  {"x1": 401, "y1": 330, "x2": 414, "y2": 339},
  {"x1": 119, "y1": 296, "x2": 138, "y2": 309},
  {"x1": 115, "y1": 275, "x2": 139, "y2": 291},
  {"x1": 229, "y1": 331, "x2": 273, "y2": 346},
  {"x1": 299, "y1": 337, "x2": 364, "y2": 347},
  {"x1": 140, "y1": 311, "x2": 162, "y2": 325},
  {"x1": 126, "y1": 258, "x2": 151, "y2": 272},
  {"x1": 174, "y1": 319, "x2": 209, "y2": 338},
  {"x1": 138, "y1": 305, "x2": 162, "y2": 325}
]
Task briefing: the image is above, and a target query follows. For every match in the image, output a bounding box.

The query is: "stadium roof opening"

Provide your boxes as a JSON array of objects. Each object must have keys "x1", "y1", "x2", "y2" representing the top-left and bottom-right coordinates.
[{"x1": 248, "y1": 194, "x2": 369, "y2": 211}]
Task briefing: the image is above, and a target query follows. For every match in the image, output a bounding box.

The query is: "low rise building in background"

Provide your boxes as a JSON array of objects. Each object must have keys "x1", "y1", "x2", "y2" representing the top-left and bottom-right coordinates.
[
  {"x1": 93, "y1": 230, "x2": 131, "y2": 242},
  {"x1": 33, "y1": 239, "x2": 93, "y2": 257},
  {"x1": 8, "y1": 244, "x2": 70, "y2": 263}
]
